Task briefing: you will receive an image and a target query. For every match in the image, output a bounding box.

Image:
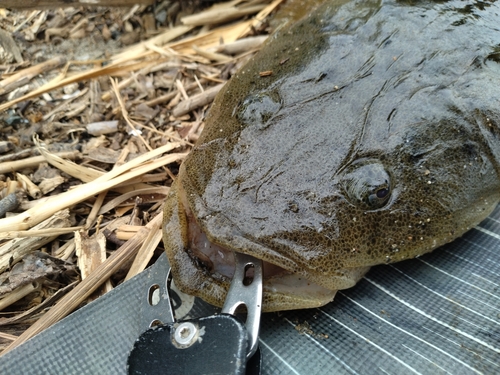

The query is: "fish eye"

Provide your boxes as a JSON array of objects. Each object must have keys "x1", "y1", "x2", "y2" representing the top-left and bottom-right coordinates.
[{"x1": 341, "y1": 161, "x2": 392, "y2": 210}]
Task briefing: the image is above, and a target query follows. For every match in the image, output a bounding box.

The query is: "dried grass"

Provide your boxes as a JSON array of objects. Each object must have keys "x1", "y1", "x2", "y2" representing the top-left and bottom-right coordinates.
[{"x1": 0, "y1": 0, "x2": 285, "y2": 352}]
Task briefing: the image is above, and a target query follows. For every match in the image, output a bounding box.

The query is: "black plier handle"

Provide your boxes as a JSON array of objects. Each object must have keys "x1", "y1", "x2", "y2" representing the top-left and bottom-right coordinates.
[{"x1": 127, "y1": 253, "x2": 263, "y2": 375}]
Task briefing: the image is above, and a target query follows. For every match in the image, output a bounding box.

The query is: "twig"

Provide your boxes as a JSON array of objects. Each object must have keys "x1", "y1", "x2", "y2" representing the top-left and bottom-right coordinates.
[
  {"x1": 16, "y1": 173, "x2": 42, "y2": 199},
  {"x1": 172, "y1": 83, "x2": 225, "y2": 117},
  {"x1": 125, "y1": 220, "x2": 162, "y2": 280},
  {"x1": 192, "y1": 45, "x2": 232, "y2": 63},
  {"x1": 212, "y1": 35, "x2": 268, "y2": 55},
  {"x1": 85, "y1": 191, "x2": 107, "y2": 230},
  {"x1": 110, "y1": 77, "x2": 152, "y2": 151},
  {"x1": 0, "y1": 281, "x2": 77, "y2": 326},
  {"x1": 0, "y1": 60, "x2": 156, "y2": 113},
  {"x1": 0, "y1": 332, "x2": 17, "y2": 341},
  {"x1": 0, "y1": 148, "x2": 33, "y2": 163},
  {"x1": 143, "y1": 76, "x2": 215, "y2": 107}
]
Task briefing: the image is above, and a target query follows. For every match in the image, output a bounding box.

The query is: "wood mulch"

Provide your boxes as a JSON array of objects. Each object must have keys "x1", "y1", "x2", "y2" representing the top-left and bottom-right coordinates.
[{"x1": 0, "y1": 0, "x2": 285, "y2": 353}]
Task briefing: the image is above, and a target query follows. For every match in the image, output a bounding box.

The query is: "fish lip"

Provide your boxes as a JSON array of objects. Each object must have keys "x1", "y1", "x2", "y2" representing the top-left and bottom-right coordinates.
[
  {"x1": 166, "y1": 180, "x2": 339, "y2": 311},
  {"x1": 181, "y1": 188, "x2": 300, "y2": 281}
]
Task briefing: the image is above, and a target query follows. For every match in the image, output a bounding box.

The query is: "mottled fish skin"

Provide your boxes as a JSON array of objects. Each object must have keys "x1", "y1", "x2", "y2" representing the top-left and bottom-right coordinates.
[{"x1": 163, "y1": 0, "x2": 500, "y2": 311}]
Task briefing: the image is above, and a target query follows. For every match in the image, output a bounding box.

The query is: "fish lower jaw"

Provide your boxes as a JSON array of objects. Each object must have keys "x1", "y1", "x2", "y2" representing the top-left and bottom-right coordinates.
[
  {"x1": 185, "y1": 210, "x2": 337, "y2": 311},
  {"x1": 180, "y1": 251, "x2": 339, "y2": 312}
]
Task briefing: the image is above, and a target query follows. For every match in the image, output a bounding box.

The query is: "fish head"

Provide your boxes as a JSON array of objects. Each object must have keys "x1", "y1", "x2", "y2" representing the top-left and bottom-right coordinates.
[{"x1": 163, "y1": 0, "x2": 500, "y2": 311}]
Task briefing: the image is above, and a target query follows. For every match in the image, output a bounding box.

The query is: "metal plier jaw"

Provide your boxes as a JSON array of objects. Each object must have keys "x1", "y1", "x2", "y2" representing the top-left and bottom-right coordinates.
[{"x1": 127, "y1": 253, "x2": 263, "y2": 375}]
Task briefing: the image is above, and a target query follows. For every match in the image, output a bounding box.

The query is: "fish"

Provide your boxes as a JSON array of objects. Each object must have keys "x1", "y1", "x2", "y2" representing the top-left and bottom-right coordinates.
[{"x1": 162, "y1": 0, "x2": 500, "y2": 312}]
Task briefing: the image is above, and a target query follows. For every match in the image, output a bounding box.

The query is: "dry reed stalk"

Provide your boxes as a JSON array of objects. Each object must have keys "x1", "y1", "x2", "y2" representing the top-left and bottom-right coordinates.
[
  {"x1": 97, "y1": 187, "x2": 170, "y2": 215},
  {"x1": 111, "y1": 12, "x2": 260, "y2": 65},
  {"x1": 115, "y1": 231, "x2": 134, "y2": 240},
  {"x1": 38, "y1": 175, "x2": 65, "y2": 195},
  {"x1": 0, "y1": 283, "x2": 40, "y2": 311},
  {"x1": 4, "y1": 212, "x2": 163, "y2": 353},
  {"x1": 85, "y1": 191, "x2": 107, "y2": 229},
  {"x1": 0, "y1": 142, "x2": 185, "y2": 232},
  {"x1": 0, "y1": 1, "x2": 279, "y2": 114},
  {"x1": 53, "y1": 238, "x2": 76, "y2": 261},
  {"x1": 114, "y1": 206, "x2": 135, "y2": 218},
  {"x1": 191, "y1": 45, "x2": 232, "y2": 63},
  {"x1": 0, "y1": 59, "x2": 160, "y2": 112},
  {"x1": 0, "y1": 281, "x2": 78, "y2": 327},
  {"x1": 172, "y1": 83, "x2": 225, "y2": 117},
  {"x1": 143, "y1": 77, "x2": 215, "y2": 107},
  {"x1": 211, "y1": 35, "x2": 269, "y2": 54},
  {"x1": 0, "y1": 209, "x2": 72, "y2": 273},
  {"x1": 0, "y1": 227, "x2": 84, "y2": 240},
  {"x1": 99, "y1": 62, "x2": 179, "y2": 102},
  {"x1": 237, "y1": 0, "x2": 286, "y2": 38},
  {"x1": 5, "y1": 179, "x2": 19, "y2": 196},
  {"x1": 75, "y1": 230, "x2": 112, "y2": 296},
  {"x1": 0, "y1": 151, "x2": 79, "y2": 174},
  {"x1": 110, "y1": 77, "x2": 152, "y2": 152},
  {"x1": 0, "y1": 332, "x2": 17, "y2": 342},
  {"x1": 118, "y1": 225, "x2": 142, "y2": 232},
  {"x1": 16, "y1": 173, "x2": 42, "y2": 199},
  {"x1": 34, "y1": 143, "x2": 161, "y2": 193},
  {"x1": 0, "y1": 149, "x2": 35, "y2": 163},
  {"x1": 111, "y1": 25, "x2": 195, "y2": 64},
  {"x1": 0, "y1": 56, "x2": 66, "y2": 95},
  {"x1": 170, "y1": 21, "x2": 254, "y2": 55},
  {"x1": 75, "y1": 230, "x2": 105, "y2": 279},
  {"x1": 41, "y1": 136, "x2": 183, "y2": 181},
  {"x1": 181, "y1": 2, "x2": 266, "y2": 26},
  {"x1": 125, "y1": 219, "x2": 162, "y2": 280}
]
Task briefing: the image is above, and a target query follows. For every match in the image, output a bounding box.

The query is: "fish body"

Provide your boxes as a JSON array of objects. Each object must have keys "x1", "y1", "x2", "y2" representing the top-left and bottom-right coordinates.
[{"x1": 163, "y1": 0, "x2": 500, "y2": 311}]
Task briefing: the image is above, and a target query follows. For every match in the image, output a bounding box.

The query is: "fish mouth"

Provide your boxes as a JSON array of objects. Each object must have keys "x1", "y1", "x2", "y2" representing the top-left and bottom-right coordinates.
[{"x1": 164, "y1": 180, "x2": 340, "y2": 312}]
